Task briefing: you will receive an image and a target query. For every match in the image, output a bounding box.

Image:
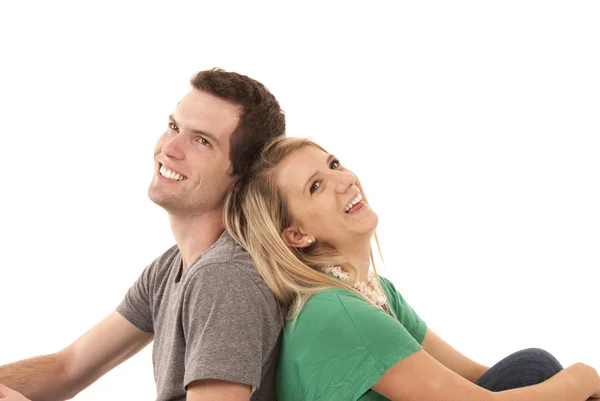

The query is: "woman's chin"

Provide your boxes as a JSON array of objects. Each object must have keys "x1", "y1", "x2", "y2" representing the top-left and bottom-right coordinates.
[
  {"x1": 354, "y1": 212, "x2": 379, "y2": 236},
  {"x1": 365, "y1": 211, "x2": 379, "y2": 232}
]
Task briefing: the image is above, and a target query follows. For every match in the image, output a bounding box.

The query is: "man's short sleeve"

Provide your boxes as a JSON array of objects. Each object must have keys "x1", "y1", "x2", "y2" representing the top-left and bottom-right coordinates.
[
  {"x1": 181, "y1": 262, "x2": 278, "y2": 390},
  {"x1": 116, "y1": 263, "x2": 154, "y2": 333}
]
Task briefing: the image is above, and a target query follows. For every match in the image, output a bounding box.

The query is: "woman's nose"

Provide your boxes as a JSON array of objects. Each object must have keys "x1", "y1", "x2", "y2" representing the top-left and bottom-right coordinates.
[{"x1": 335, "y1": 171, "x2": 356, "y2": 193}]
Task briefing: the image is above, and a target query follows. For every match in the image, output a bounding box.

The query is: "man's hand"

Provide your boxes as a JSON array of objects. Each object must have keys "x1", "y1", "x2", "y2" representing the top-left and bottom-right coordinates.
[{"x1": 0, "y1": 384, "x2": 31, "y2": 400}]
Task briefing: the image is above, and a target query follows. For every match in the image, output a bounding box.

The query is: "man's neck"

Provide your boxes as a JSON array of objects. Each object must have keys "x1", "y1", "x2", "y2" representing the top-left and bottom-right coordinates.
[{"x1": 168, "y1": 209, "x2": 225, "y2": 270}]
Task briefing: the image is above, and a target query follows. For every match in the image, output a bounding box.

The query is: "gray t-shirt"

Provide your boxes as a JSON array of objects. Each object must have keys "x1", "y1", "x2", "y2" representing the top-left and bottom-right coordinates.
[{"x1": 117, "y1": 232, "x2": 284, "y2": 401}]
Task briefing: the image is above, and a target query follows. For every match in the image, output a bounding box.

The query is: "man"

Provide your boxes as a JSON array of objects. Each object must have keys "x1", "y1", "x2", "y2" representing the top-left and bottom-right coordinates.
[{"x1": 0, "y1": 69, "x2": 286, "y2": 401}]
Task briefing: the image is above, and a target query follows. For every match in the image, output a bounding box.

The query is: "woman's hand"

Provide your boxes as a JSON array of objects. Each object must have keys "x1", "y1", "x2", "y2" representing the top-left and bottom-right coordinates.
[
  {"x1": 0, "y1": 384, "x2": 31, "y2": 401},
  {"x1": 587, "y1": 365, "x2": 600, "y2": 399}
]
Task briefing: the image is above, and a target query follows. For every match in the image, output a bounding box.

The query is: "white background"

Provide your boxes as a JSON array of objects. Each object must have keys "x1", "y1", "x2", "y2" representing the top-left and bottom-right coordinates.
[{"x1": 1, "y1": 1, "x2": 598, "y2": 399}]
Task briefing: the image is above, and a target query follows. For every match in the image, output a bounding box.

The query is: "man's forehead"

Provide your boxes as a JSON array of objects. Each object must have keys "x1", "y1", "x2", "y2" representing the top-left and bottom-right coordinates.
[
  {"x1": 174, "y1": 90, "x2": 241, "y2": 141},
  {"x1": 176, "y1": 91, "x2": 240, "y2": 121}
]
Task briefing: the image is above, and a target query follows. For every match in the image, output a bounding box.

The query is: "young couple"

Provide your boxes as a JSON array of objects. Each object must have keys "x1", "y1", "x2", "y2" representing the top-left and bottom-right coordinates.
[{"x1": 1, "y1": 69, "x2": 598, "y2": 401}]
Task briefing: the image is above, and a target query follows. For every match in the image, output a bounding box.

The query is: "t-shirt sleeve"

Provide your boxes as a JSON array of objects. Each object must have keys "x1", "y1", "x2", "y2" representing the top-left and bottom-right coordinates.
[
  {"x1": 116, "y1": 263, "x2": 154, "y2": 333},
  {"x1": 282, "y1": 290, "x2": 423, "y2": 400},
  {"x1": 181, "y1": 262, "x2": 278, "y2": 390},
  {"x1": 380, "y1": 276, "x2": 427, "y2": 344}
]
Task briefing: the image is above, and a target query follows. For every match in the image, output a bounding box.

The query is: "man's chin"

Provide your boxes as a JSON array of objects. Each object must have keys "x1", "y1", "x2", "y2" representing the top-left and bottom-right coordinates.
[{"x1": 148, "y1": 189, "x2": 178, "y2": 210}]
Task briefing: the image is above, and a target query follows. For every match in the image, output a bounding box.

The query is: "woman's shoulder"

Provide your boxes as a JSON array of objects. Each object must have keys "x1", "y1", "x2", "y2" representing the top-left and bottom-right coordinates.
[
  {"x1": 304, "y1": 285, "x2": 375, "y2": 312},
  {"x1": 377, "y1": 274, "x2": 394, "y2": 291},
  {"x1": 296, "y1": 286, "x2": 355, "y2": 318},
  {"x1": 286, "y1": 285, "x2": 391, "y2": 336}
]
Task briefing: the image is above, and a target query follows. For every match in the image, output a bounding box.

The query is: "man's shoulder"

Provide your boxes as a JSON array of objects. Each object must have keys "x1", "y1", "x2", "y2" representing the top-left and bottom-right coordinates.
[
  {"x1": 189, "y1": 232, "x2": 264, "y2": 282},
  {"x1": 154, "y1": 244, "x2": 181, "y2": 264},
  {"x1": 196, "y1": 231, "x2": 253, "y2": 266},
  {"x1": 142, "y1": 244, "x2": 181, "y2": 279},
  {"x1": 185, "y1": 232, "x2": 282, "y2": 314}
]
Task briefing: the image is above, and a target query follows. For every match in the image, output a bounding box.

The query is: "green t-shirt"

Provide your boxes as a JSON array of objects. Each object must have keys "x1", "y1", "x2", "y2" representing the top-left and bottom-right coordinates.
[{"x1": 276, "y1": 276, "x2": 427, "y2": 401}]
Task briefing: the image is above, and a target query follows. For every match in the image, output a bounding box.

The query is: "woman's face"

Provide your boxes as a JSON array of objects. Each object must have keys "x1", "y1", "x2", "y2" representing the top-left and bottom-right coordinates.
[{"x1": 275, "y1": 145, "x2": 378, "y2": 249}]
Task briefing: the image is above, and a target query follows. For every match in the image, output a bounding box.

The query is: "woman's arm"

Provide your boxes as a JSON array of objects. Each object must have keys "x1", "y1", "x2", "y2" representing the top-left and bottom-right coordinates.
[
  {"x1": 0, "y1": 384, "x2": 32, "y2": 401},
  {"x1": 372, "y1": 349, "x2": 599, "y2": 401},
  {"x1": 421, "y1": 328, "x2": 488, "y2": 382}
]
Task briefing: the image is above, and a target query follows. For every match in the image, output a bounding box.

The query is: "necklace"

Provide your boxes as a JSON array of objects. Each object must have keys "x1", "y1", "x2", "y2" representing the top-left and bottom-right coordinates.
[{"x1": 322, "y1": 266, "x2": 387, "y2": 308}]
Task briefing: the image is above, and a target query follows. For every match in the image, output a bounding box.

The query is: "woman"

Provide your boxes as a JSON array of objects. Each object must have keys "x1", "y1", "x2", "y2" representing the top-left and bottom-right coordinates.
[{"x1": 224, "y1": 137, "x2": 599, "y2": 401}]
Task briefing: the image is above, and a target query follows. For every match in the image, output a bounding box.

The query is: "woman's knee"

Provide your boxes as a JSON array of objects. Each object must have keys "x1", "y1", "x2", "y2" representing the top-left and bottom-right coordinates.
[
  {"x1": 509, "y1": 348, "x2": 563, "y2": 374},
  {"x1": 475, "y1": 347, "x2": 564, "y2": 391}
]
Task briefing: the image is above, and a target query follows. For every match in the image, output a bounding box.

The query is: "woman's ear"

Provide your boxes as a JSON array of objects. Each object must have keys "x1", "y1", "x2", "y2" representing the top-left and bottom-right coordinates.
[{"x1": 281, "y1": 226, "x2": 315, "y2": 248}]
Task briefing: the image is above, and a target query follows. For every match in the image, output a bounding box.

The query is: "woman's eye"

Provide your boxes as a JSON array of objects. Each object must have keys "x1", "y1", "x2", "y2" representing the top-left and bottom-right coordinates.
[
  {"x1": 168, "y1": 122, "x2": 178, "y2": 131},
  {"x1": 330, "y1": 159, "x2": 340, "y2": 169},
  {"x1": 309, "y1": 181, "x2": 320, "y2": 194}
]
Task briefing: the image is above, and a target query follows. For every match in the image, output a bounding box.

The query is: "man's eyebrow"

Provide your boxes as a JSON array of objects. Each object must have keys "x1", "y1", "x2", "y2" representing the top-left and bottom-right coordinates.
[
  {"x1": 168, "y1": 114, "x2": 220, "y2": 146},
  {"x1": 303, "y1": 154, "x2": 335, "y2": 194}
]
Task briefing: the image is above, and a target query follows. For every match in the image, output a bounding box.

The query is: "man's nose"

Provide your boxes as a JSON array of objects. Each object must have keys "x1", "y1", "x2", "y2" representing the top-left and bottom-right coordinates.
[{"x1": 161, "y1": 133, "x2": 185, "y2": 160}]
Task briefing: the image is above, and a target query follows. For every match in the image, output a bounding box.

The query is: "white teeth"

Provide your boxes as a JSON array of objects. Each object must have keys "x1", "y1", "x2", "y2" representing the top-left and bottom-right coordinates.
[
  {"x1": 344, "y1": 193, "x2": 363, "y2": 212},
  {"x1": 160, "y1": 165, "x2": 185, "y2": 181}
]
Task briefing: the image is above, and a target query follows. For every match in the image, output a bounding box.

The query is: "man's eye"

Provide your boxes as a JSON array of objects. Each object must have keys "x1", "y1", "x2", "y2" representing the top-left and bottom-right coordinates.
[
  {"x1": 168, "y1": 122, "x2": 178, "y2": 131},
  {"x1": 330, "y1": 159, "x2": 340, "y2": 169},
  {"x1": 197, "y1": 137, "x2": 211, "y2": 146},
  {"x1": 309, "y1": 181, "x2": 320, "y2": 194}
]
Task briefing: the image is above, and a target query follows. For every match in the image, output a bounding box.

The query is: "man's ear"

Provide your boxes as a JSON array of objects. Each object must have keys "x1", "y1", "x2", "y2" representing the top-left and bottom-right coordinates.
[{"x1": 281, "y1": 226, "x2": 314, "y2": 248}]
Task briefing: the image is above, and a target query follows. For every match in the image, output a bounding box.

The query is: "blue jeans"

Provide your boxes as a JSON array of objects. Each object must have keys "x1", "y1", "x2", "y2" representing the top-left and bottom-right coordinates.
[{"x1": 475, "y1": 348, "x2": 563, "y2": 391}]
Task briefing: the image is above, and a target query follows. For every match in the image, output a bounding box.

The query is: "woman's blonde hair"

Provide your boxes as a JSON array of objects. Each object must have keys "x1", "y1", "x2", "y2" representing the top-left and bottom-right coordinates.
[{"x1": 224, "y1": 137, "x2": 387, "y2": 321}]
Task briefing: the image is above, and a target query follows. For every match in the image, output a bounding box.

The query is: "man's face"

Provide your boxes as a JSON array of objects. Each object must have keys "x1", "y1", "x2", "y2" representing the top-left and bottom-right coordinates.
[{"x1": 148, "y1": 89, "x2": 241, "y2": 215}]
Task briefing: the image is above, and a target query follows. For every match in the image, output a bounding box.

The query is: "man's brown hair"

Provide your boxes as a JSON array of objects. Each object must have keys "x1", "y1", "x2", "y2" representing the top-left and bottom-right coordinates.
[{"x1": 190, "y1": 68, "x2": 286, "y2": 180}]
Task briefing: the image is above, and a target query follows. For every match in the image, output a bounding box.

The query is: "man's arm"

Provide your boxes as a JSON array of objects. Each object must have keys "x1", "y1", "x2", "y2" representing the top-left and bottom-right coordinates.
[
  {"x1": 186, "y1": 379, "x2": 251, "y2": 401},
  {"x1": 179, "y1": 262, "x2": 282, "y2": 398},
  {"x1": 421, "y1": 328, "x2": 489, "y2": 383},
  {"x1": 0, "y1": 311, "x2": 153, "y2": 401}
]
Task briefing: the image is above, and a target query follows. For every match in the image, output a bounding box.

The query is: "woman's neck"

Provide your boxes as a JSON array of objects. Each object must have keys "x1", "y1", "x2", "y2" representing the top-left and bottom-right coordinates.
[{"x1": 336, "y1": 238, "x2": 372, "y2": 282}]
